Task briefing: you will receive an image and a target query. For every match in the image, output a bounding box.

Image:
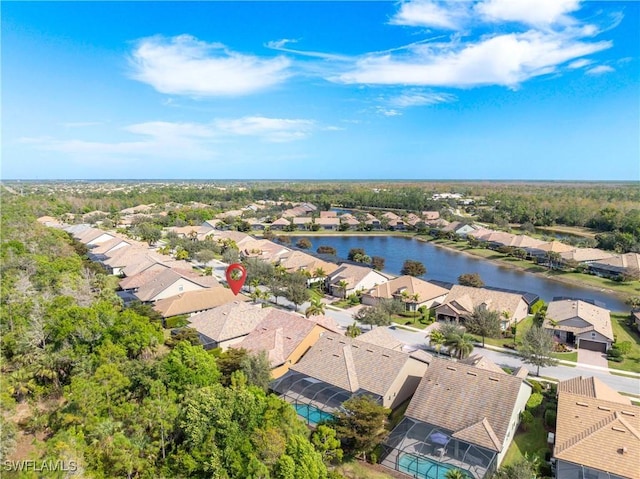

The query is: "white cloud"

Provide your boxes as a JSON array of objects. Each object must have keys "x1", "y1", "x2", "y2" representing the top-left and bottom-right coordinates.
[
  {"x1": 376, "y1": 107, "x2": 402, "y2": 117},
  {"x1": 568, "y1": 58, "x2": 593, "y2": 69},
  {"x1": 390, "y1": 1, "x2": 470, "y2": 30},
  {"x1": 476, "y1": 0, "x2": 581, "y2": 27},
  {"x1": 129, "y1": 34, "x2": 292, "y2": 96},
  {"x1": 214, "y1": 116, "x2": 314, "y2": 142},
  {"x1": 389, "y1": 90, "x2": 456, "y2": 107},
  {"x1": 586, "y1": 65, "x2": 614, "y2": 75},
  {"x1": 332, "y1": 30, "x2": 611, "y2": 88}
]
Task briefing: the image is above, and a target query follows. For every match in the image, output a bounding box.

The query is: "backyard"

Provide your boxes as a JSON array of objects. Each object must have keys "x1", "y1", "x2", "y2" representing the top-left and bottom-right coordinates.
[{"x1": 608, "y1": 313, "x2": 640, "y2": 373}]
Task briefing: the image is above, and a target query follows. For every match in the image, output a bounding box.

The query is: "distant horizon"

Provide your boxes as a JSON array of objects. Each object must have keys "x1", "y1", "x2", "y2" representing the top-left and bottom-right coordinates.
[{"x1": 3, "y1": 1, "x2": 639, "y2": 180}]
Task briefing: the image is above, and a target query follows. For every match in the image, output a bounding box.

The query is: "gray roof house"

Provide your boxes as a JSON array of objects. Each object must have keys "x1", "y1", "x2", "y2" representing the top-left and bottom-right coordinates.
[
  {"x1": 270, "y1": 332, "x2": 429, "y2": 425},
  {"x1": 544, "y1": 299, "x2": 614, "y2": 352},
  {"x1": 381, "y1": 358, "x2": 531, "y2": 479}
]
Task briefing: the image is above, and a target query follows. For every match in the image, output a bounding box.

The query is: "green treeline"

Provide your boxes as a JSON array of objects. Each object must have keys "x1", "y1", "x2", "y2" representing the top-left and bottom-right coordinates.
[{"x1": 0, "y1": 197, "x2": 334, "y2": 478}]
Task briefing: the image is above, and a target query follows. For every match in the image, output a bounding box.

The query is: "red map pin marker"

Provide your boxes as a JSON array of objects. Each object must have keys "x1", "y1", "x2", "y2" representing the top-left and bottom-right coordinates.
[{"x1": 225, "y1": 263, "x2": 247, "y2": 295}]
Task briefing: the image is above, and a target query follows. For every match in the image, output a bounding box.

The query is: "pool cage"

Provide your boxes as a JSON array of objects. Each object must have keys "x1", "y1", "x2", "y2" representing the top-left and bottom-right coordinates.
[
  {"x1": 270, "y1": 370, "x2": 382, "y2": 426},
  {"x1": 380, "y1": 417, "x2": 498, "y2": 479}
]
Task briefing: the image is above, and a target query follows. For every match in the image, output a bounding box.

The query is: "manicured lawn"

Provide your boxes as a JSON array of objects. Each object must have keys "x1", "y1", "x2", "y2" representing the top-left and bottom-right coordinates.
[
  {"x1": 308, "y1": 288, "x2": 324, "y2": 301},
  {"x1": 551, "y1": 351, "x2": 578, "y2": 363},
  {"x1": 608, "y1": 313, "x2": 640, "y2": 373},
  {"x1": 502, "y1": 413, "x2": 549, "y2": 467},
  {"x1": 546, "y1": 271, "x2": 640, "y2": 303},
  {"x1": 391, "y1": 316, "x2": 428, "y2": 330}
]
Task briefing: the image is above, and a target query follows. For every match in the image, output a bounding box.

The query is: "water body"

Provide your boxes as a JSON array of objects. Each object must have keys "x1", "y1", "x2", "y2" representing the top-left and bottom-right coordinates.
[{"x1": 290, "y1": 235, "x2": 628, "y2": 312}]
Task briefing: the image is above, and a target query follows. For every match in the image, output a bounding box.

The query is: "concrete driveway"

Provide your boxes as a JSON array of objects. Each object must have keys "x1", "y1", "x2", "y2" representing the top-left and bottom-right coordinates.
[{"x1": 577, "y1": 348, "x2": 609, "y2": 371}]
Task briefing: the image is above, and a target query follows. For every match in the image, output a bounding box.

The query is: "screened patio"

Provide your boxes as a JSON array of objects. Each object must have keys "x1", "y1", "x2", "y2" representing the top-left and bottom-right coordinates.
[
  {"x1": 270, "y1": 370, "x2": 382, "y2": 426},
  {"x1": 380, "y1": 417, "x2": 498, "y2": 479}
]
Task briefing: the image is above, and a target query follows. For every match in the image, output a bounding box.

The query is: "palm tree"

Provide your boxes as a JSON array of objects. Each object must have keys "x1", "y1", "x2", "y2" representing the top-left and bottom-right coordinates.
[
  {"x1": 336, "y1": 280, "x2": 349, "y2": 299},
  {"x1": 444, "y1": 333, "x2": 475, "y2": 359},
  {"x1": 346, "y1": 322, "x2": 362, "y2": 338},
  {"x1": 305, "y1": 298, "x2": 326, "y2": 318},
  {"x1": 445, "y1": 469, "x2": 468, "y2": 479},
  {"x1": 429, "y1": 330, "x2": 445, "y2": 357},
  {"x1": 411, "y1": 293, "x2": 420, "y2": 322}
]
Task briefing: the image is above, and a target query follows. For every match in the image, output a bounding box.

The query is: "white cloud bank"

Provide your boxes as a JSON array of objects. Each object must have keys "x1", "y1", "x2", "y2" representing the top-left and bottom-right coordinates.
[
  {"x1": 129, "y1": 35, "x2": 291, "y2": 96},
  {"x1": 586, "y1": 65, "x2": 614, "y2": 75}
]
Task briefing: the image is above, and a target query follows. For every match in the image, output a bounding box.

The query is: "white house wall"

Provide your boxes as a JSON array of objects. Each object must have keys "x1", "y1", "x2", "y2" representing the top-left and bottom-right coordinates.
[{"x1": 152, "y1": 278, "x2": 205, "y2": 302}]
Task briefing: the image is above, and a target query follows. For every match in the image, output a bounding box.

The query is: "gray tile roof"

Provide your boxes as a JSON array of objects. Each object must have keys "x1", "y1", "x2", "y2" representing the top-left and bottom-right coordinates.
[
  {"x1": 290, "y1": 332, "x2": 412, "y2": 397},
  {"x1": 405, "y1": 358, "x2": 527, "y2": 452}
]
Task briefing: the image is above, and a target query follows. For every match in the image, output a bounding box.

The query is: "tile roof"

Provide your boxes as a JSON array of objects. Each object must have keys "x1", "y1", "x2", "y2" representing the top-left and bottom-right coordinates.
[
  {"x1": 559, "y1": 248, "x2": 615, "y2": 263},
  {"x1": 236, "y1": 309, "x2": 325, "y2": 367},
  {"x1": 554, "y1": 392, "x2": 640, "y2": 478},
  {"x1": 545, "y1": 300, "x2": 614, "y2": 341},
  {"x1": 592, "y1": 252, "x2": 640, "y2": 271},
  {"x1": 531, "y1": 240, "x2": 576, "y2": 253},
  {"x1": 291, "y1": 332, "x2": 412, "y2": 396},
  {"x1": 153, "y1": 287, "x2": 249, "y2": 318},
  {"x1": 437, "y1": 285, "x2": 525, "y2": 319},
  {"x1": 358, "y1": 327, "x2": 404, "y2": 351},
  {"x1": 405, "y1": 358, "x2": 528, "y2": 452},
  {"x1": 328, "y1": 264, "x2": 389, "y2": 289},
  {"x1": 458, "y1": 354, "x2": 508, "y2": 375},
  {"x1": 363, "y1": 276, "x2": 449, "y2": 302},
  {"x1": 187, "y1": 302, "x2": 271, "y2": 343},
  {"x1": 557, "y1": 377, "x2": 631, "y2": 405},
  {"x1": 134, "y1": 268, "x2": 211, "y2": 302}
]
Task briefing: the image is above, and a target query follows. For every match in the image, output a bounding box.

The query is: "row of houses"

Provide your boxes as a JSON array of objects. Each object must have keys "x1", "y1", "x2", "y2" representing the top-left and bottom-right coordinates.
[
  {"x1": 442, "y1": 222, "x2": 640, "y2": 280},
  {"x1": 43, "y1": 219, "x2": 635, "y2": 479}
]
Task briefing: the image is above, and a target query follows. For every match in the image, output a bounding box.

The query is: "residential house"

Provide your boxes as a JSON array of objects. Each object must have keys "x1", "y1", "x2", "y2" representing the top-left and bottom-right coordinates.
[
  {"x1": 315, "y1": 217, "x2": 341, "y2": 231},
  {"x1": 434, "y1": 285, "x2": 528, "y2": 330},
  {"x1": 381, "y1": 358, "x2": 532, "y2": 479},
  {"x1": 277, "y1": 251, "x2": 339, "y2": 280},
  {"x1": 327, "y1": 263, "x2": 391, "y2": 298},
  {"x1": 405, "y1": 213, "x2": 422, "y2": 227},
  {"x1": 133, "y1": 268, "x2": 217, "y2": 303},
  {"x1": 558, "y1": 248, "x2": 615, "y2": 266},
  {"x1": 527, "y1": 240, "x2": 576, "y2": 261},
  {"x1": 87, "y1": 236, "x2": 132, "y2": 261},
  {"x1": 633, "y1": 310, "x2": 640, "y2": 332},
  {"x1": 339, "y1": 214, "x2": 360, "y2": 230},
  {"x1": 422, "y1": 211, "x2": 441, "y2": 222},
  {"x1": 270, "y1": 218, "x2": 291, "y2": 230},
  {"x1": 75, "y1": 227, "x2": 116, "y2": 246},
  {"x1": 270, "y1": 333, "x2": 430, "y2": 425},
  {"x1": 153, "y1": 287, "x2": 249, "y2": 320},
  {"x1": 361, "y1": 276, "x2": 449, "y2": 311},
  {"x1": 292, "y1": 217, "x2": 313, "y2": 230},
  {"x1": 234, "y1": 309, "x2": 336, "y2": 378},
  {"x1": 365, "y1": 213, "x2": 382, "y2": 230},
  {"x1": 357, "y1": 327, "x2": 405, "y2": 351},
  {"x1": 186, "y1": 301, "x2": 272, "y2": 350},
  {"x1": 442, "y1": 222, "x2": 479, "y2": 238},
  {"x1": 544, "y1": 299, "x2": 614, "y2": 352},
  {"x1": 319, "y1": 211, "x2": 338, "y2": 218},
  {"x1": 589, "y1": 253, "x2": 640, "y2": 280},
  {"x1": 554, "y1": 377, "x2": 639, "y2": 479}
]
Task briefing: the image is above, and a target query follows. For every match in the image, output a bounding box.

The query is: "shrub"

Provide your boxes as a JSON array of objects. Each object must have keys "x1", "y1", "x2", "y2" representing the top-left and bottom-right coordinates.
[
  {"x1": 615, "y1": 341, "x2": 632, "y2": 355},
  {"x1": 165, "y1": 315, "x2": 189, "y2": 329},
  {"x1": 526, "y1": 393, "x2": 543, "y2": 412},
  {"x1": 520, "y1": 410, "x2": 534, "y2": 431},
  {"x1": 530, "y1": 380, "x2": 544, "y2": 395},
  {"x1": 544, "y1": 409, "x2": 557, "y2": 428},
  {"x1": 607, "y1": 348, "x2": 623, "y2": 359}
]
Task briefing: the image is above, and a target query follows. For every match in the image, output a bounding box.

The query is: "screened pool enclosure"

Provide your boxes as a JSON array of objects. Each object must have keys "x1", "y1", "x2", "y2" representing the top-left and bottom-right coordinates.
[
  {"x1": 380, "y1": 417, "x2": 498, "y2": 479},
  {"x1": 270, "y1": 370, "x2": 382, "y2": 426}
]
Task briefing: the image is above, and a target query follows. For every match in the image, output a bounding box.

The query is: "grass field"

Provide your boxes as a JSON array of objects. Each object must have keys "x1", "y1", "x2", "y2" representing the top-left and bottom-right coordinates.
[
  {"x1": 608, "y1": 313, "x2": 640, "y2": 373},
  {"x1": 502, "y1": 411, "x2": 549, "y2": 467},
  {"x1": 332, "y1": 461, "x2": 396, "y2": 479}
]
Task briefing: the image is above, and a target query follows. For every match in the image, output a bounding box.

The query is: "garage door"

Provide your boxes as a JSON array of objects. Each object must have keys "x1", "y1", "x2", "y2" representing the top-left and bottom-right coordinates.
[{"x1": 579, "y1": 340, "x2": 607, "y2": 353}]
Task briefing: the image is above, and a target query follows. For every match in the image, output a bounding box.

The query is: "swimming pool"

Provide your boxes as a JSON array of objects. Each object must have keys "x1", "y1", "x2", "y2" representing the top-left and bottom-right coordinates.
[
  {"x1": 398, "y1": 453, "x2": 463, "y2": 479},
  {"x1": 294, "y1": 403, "x2": 334, "y2": 425}
]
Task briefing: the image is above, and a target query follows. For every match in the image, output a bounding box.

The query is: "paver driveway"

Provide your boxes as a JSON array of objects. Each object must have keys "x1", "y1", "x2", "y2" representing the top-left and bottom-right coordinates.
[{"x1": 577, "y1": 348, "x2": 609, "y2": 371}]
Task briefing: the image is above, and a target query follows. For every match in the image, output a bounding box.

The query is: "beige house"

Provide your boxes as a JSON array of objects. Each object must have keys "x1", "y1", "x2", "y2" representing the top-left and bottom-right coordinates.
[
  {"x1": 271, "y1": 332, "x2": 430, "y2": 424},
  {"x1": 235, "y1": 309, "x2": 336, "y2": 378},
  {"x1": 327, "y1": 263, "x2": 391, "y2": 298},
  {"x1": 554, "y1": 377, "x2": 639, "y2": 479},
  {"x1": 277, "y1": 251, "x2": 339, "y2": 279},
  {"x1": 381, "y1": 358, "x2": 532, "y2": 479},
  {"x1": 133, "y1": 268, "x2": 217, "y2": 303},
  {"x1": 544, "y1": 300, "x2": 614, "y2": 352},
  {"x1": 434, "y1": 285, "x2": 528, "y2": 330},
  {"x1": 361, "y1": 275, "x2": 449, "y2": 311},
  {"x1": 153, "y1": 287, "x2": 249, "y2": 319},
  {"x1": 187, "y1": 301, "x2": 271, "y2": 350}
]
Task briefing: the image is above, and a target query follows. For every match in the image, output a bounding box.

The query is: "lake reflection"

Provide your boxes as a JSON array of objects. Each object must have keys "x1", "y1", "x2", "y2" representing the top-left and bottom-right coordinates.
[{"x1": 290, "y1": 235, "x2": 628, "y2": 311}]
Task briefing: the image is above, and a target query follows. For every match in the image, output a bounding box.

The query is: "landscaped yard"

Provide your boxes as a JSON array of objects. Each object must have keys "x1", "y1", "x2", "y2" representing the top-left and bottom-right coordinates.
[
  {"x1": 332, "y1": 461, "x2": 396, "y2": 479},
  {"x1": 502, "y1": 414, "x2": 549, "y2": 467},
  {"x1": 551, "y1": 351, "x2": 578, "y2": 363},
  {"x1": 608, "y1": 313, "x2": 640, "y2": 373}
]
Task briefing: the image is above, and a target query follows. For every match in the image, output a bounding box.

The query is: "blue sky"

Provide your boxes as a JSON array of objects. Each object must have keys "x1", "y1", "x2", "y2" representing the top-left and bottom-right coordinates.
[{"x1": 2, "y1": 1, "x2": 639, "y2": 180}]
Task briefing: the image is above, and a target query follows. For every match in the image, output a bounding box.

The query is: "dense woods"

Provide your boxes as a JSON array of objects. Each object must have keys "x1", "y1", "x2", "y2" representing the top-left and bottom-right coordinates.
[{"x1": 0, "y1": 197, "x2": 336, "y2": 478}]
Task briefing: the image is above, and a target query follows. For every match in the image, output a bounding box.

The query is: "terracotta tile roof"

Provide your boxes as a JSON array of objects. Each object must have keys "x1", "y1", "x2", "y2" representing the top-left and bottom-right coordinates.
[
  {"x1": 545, "y1": 300, "x2": 614, "y2": 342},
  {"x1": 592, "y1": 253, "x2": 640, "y2": 271},
  {"x1": 153, "y1": 287, "x2": 248, "y2": 318},
  {"x1": 119, "y1": 263, "x2": 170, "y2": 290},
  {"x1": 531, "y1": 240, "x2": 576, "y2": 253},
  {"x1": 291, "y1": 333, "x2": 412, "y2": 396},
  {"x1": 557, "y1": 377, "x2": 631, "y2": 405},
  {"x1": 363, "y1": 276, "x2": 449, "y2": 303},
  {"x1": 187, "y1": 302, "x2": 271, "y2": 343},
  {"x1": 278, "y1": 251, "x2": 339, "y2": 275},
  {"x1": 90, "y1": 237, "x2": 131, "y2": 255},
  {"x1": 358, "y1": 328, "x2": 404, "y2": 351},
  {"x1": 422, "y1": 211, "x2": 440, "y2": 221},
  {"x1": 328, "y1": 264, "x2": 390, "y2": 289},
  {"x1": 405, "y1": 358, "x2": 528, "y2": 452},
  {"x1": 554, "y1": 392, "x2": 640, "y2": 478},
  {"x1": 508, "y1": 235, "x2": 546, "y2": 249},
  {"x1": 236, "y1": 309, "x2": 325, "y2": 367}
]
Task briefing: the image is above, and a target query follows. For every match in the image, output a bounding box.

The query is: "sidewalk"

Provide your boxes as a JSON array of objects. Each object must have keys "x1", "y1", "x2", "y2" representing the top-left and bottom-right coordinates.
[{"x1": 403, "y1": 322, "x2": 640, "y2": 379}]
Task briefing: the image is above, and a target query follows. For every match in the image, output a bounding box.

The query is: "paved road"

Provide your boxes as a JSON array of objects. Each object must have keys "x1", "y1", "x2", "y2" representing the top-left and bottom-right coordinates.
[{"x1": 320, "y1": 306, "x2": 640, "y2": 396}]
